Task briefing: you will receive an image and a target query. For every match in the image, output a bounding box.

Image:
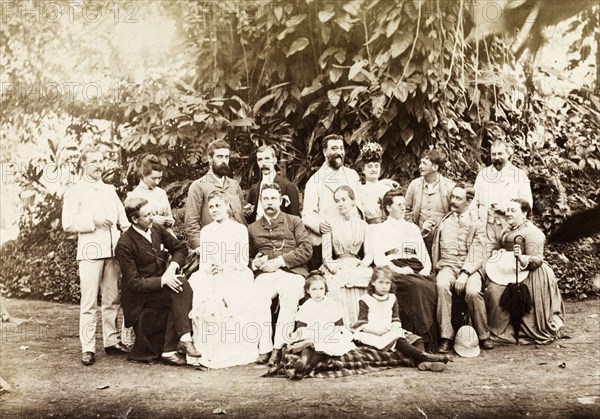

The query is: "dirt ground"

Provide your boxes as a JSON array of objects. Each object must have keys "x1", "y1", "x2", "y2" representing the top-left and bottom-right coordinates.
[{"x1": 0, "y1": 298, "x2": 599, "y2": 419}]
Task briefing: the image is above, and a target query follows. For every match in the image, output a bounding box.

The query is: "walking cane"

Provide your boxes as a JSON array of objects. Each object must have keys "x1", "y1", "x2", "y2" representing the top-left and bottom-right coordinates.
[{"x1": 513, "y1": 235, "x2": 526, "y2": 344}]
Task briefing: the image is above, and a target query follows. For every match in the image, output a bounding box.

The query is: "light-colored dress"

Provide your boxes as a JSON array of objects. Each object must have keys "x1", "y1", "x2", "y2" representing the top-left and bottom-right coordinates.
[
  {"x1": 288, "y1": 297, "x2": 356, "y2": 356},
  {"x1": 359, "y1": 180, "x2": 393, "y2": 224},
  {"x1": 127, "y1": 181, "x2": 174, "y2": 225},
  {"x1": 188, "y1": 218, "x2": 271, "y2": 368},
  {"x1": 322, "y1": 214, "x2": 373, "y2": 327},
  {"x1": 484, "y1": 221, "x2": 564, "y2": 344}
]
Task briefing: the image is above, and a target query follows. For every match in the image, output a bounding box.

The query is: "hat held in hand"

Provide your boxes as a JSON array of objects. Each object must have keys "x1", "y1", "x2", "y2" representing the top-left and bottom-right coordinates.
[
  {"x1": 486, "y1": 249, "x2": 529, "y2": 286},
  {"x1": 453, "y1": 325, "x2": 480, "y2": 358}
]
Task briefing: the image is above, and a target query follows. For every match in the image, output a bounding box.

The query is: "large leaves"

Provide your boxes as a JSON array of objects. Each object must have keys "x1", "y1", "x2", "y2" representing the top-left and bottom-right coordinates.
[{"x1": 287, "y1": 38, "x2": 310, "y2": 57}]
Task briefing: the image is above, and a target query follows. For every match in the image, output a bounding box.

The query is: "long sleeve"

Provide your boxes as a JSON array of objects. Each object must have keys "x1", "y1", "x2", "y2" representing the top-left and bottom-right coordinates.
[
  {"x1": 114, "y1": 192, "x2": 131, "y2": 231},
  {"x1": 361, "y1": 222, "x2": 374, "y2": 266},
  {"x1": 414, "y1": 227, "x2": 432, "y2": 275},
  {"x1": 245, "y1": 185, "x2": 258, "y2": 223},
  {"x1": 160, "y1": 225, "x2": 188, "y2": 268},
  {"x1": 281, "y1": 217, "x2": 313, "y2": 268},
  {"x1": 391, "y1": 299, "x2": 401, "y2": 324},
  {"x1": 462, "y1": 221, "x2": 489, "y2": 274},
  {"x1": 373, "y1": 224, "x2": 389, "y2": 268},
  {"x1": 322, "y1": 231, "x2": 334, "y2": 264},
  {"x1": 62, "y1": 185, "x2": 95, "y2": 233},
  {"x1": 404, "y1": 179, "x2": 417, "y2": 223},
  {"x1": 353, "y1": 299, "x2": 370, "y2": 330},
  {"x1": 159, "y1": 188, "x2": 175, "y2": 225},
  {"x1": 115, "y1": 239, "x2": 163, "y2": 293},
  {"x1": 285, "y1": 182, "x2": 301, "y2": 217},
  {"x1": 301, "y1": 175, "x2": 321, "y2": 234},
  {"x1": 473, "y1": 171, "x2": 487, "y2": 223},
  {"x1": 184, "y1": 181, "x2": 204, "y2": 249}
]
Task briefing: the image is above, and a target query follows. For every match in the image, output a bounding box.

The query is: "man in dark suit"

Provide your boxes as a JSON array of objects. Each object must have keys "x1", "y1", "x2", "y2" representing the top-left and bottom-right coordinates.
[
  {"x1": 115, "y1": 197, "x2": 201, "y2": 365},
  {"x1": 248, "y1": 183, "x2": 312, "y2": 365},
  {"x1": 244, "y1": 145, "x2": 300, "y2": 224}
]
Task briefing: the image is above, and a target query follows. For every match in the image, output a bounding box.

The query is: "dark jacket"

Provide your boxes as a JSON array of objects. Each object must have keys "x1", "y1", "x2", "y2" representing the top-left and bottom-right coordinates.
[
  {"x1": 246, "y1": 174, "x2": 301, "y2": 224},
  {"x1": 115, "y1": 224, "x2": 188, "y2": 327},
  {"x1": 248, "y1": 211, "x2": 312, "y2": 277}
]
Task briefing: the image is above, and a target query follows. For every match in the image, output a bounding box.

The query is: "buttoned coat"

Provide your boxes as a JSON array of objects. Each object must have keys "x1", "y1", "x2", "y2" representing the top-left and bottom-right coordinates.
[{"x1": 115, "y1": 224, "x2": 188, "y2": 328}]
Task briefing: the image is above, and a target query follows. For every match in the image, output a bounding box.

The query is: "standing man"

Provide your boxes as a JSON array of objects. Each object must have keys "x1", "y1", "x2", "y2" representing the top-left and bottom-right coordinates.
[
  {"x1": 473, "y1": 139, "x2": 533, "y2": 243},
  {"x1": 302, "y1": 134, "x2": 362, "y2": 270},
  {"x1": 431, "y1": 183, "x2": 493, "y2": 353},
  {"x1": 116, "y1": 198, "x2": 200, "y2": 365},
  {"x1": 404, "y1": 149, "x2": 455, "y2": 255},
  {"x1": 245, "y1": 145, "x2": 300, "y2": 224},
  {"x1": 62, "y1": 148, "x2": 130, "y2": 366},
  {"x1": 185, "y1": 139, "x2": 246, "y2": 251},
  {"x1": 248, "y1": 183, "x2": 312, "y2": 365}
]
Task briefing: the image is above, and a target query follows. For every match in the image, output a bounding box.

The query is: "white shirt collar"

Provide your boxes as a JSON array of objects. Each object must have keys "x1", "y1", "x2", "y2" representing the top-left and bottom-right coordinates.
[{"x1": 132, "y1": 225, "x2": 152, "y2": 243}]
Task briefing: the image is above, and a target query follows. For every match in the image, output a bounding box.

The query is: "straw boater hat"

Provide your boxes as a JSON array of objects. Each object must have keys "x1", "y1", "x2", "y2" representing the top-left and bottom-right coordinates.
[
  {"x1": 486, "y1": 249, "x2": 529, "y2": 286},
  {"x1": 453, "y1": 325, "x2": 480, "y2": 358}
]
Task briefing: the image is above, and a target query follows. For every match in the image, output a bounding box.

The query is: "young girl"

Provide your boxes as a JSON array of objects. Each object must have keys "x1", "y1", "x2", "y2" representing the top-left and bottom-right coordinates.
[
  {"x1": 353, "y1": 267, "x2": 449, "y2": 371},
  {"x1": 286, "y1": 272, "x2": 356, "y2": 379}
]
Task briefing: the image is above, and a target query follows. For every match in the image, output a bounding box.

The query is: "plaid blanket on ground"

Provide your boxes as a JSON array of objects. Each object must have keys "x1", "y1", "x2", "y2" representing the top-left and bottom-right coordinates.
[{"x1": 264, "y1": 346, "x2": 415, "y2": 379}]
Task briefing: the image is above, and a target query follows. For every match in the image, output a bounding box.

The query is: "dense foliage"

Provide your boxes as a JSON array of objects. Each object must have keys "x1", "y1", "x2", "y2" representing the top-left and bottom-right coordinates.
[{"x1": 1, "y1": 0, "x2": 598, "y2": 302}]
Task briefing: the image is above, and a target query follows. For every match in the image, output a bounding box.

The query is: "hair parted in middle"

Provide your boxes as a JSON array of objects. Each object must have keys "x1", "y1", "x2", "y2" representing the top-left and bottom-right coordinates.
[{"x1": 367, "y1": 266, "x2": 396, "y2": 295}]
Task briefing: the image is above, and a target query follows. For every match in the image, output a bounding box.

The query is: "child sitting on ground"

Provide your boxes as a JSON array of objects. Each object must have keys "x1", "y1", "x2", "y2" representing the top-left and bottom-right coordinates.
[
  {"x1": 286, "y1": 271, "x2": 356, "y2": 379},
  {"x1": 353, "y1": 267, "x2": 449, "y2": 371}
]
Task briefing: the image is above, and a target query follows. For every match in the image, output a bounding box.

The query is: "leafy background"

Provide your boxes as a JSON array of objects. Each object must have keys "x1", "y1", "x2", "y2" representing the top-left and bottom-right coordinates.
[{"x1": 1, "y1": 0, "x2": 598, "y2": 302}]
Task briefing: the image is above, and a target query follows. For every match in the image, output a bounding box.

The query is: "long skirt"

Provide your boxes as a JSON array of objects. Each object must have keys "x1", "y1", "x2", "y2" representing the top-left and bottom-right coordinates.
[
  {"x1": 188, "y1": 268, "x2": 272, "y2": 368},
  {"x1": 484, "y1": 263, "x2": 564, "y2": 344},
  {"x1": 393, "y1": 274, "x2": 438, "y2": 351}
]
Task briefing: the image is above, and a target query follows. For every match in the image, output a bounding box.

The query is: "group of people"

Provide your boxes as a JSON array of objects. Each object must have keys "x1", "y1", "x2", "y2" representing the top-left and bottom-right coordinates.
[{"x1": 62, "y1": 134, "x2": 564, "y2": 378}]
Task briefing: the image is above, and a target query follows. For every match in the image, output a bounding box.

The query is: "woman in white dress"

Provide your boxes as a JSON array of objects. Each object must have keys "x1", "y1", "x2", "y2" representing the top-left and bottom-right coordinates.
[
  {"x1": 126, "y1": 154, "x2": 175, "y2": 230},
  {"x1": 188, "y1": 191, "x2": 272, "y2": 368}
]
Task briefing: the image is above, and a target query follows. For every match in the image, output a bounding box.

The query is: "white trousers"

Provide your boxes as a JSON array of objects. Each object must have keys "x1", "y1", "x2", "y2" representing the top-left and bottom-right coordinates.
[
  {"x1": 78, "y1": 258, "x2": 121, "y2": 353},
  {"x1": 255, "y1": 270, "x2": 305, "y2": 350}
]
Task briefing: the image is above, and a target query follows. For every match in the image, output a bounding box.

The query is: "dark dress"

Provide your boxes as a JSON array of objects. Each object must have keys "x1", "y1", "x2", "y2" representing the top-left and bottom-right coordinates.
[{"x1": 372, "y1": 218, "x2": 439, "y2": 351}]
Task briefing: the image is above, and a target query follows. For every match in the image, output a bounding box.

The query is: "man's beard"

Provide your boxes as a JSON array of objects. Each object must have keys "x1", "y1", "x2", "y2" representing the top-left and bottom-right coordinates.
[
  {"x1": 327, "y1": 154, "x2": 344, "y2": 169},
  {"x1": 213, "y1": 162, "x2": 232, "y2": 177},
  {"x1": 492, "y1": 159, "x2": 505, "y2": 171}
]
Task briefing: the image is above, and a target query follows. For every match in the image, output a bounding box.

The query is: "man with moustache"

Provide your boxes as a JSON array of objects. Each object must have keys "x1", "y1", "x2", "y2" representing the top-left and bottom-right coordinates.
[
  {"x1": 185, "y1": 139, "x2": 246, "y2": 252},
  {"x1": 62, "y1": 148, "x2": 130, "y2": 366},
  {"x1": 248, "y1": 183, "x2": 312, "y2": 365},
  {"x1": 116, "y1": 198, "x2": 200, "y2": 365},
  {"x1": 405, "y1": 149, "x2": 455, "y2": 255},
  {"x1": 302, "y1": 134, "x2": 363, "y2": 270},
  {"x1": 245, "y1": 145, "x2": 300, "y2": 224},
  {"x1": 473, "y1": 139, "x2": 532, "y2": 243},
  {"x1": 431, "y1": 183, "x2": 493, "y2": 353}
]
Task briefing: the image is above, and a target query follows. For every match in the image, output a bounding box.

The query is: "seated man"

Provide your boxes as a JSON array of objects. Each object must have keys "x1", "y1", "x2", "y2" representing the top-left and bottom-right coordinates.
[
  {"x1": 115, "y1": 198, "x2": 201, "y2": 365},
  {"x1": 248, "y1": 183, "x2": 313, "y2": 365},
  {"x1": 431, "y1": 183, "x2": 494, "y2": 353}
]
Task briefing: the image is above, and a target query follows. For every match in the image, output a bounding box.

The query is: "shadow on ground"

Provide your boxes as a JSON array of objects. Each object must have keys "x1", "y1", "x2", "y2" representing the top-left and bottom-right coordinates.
[{"x1": 0, "y1": 298, "x2": 599, "y2": 418}]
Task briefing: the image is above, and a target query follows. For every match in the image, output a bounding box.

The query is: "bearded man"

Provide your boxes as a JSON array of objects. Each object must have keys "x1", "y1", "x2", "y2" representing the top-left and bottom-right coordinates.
[
  {"x1": 473, "y1": 139, "x2": 533, "y2": 243},
  {"x1": 184, "y1": 140, "x2": 246, "y2": 252},
  {"x1": 302, "y1": 134, "x2": 363, "y2": 270}
]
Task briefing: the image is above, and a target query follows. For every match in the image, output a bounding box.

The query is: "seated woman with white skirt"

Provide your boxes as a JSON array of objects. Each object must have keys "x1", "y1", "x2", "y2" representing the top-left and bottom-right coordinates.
[{"x1": 188, "y1": 191, "x2": 272, "y2": 368}]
